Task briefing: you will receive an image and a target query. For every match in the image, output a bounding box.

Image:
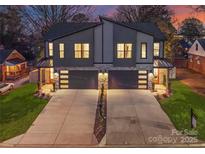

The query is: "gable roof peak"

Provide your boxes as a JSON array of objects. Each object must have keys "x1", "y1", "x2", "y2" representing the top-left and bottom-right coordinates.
[{"x1": 196, "y1": 39, "x2": 205, "y2": 50}]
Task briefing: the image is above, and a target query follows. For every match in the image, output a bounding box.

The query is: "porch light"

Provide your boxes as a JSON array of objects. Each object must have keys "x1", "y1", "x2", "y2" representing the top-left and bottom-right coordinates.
[
  {"x1": 148, "y1": 72, "x2": 154, "y2": 80},
  {"x1": 98, "y1": 72, "x2": 108, "y2": 76},
  {"x1": 54, "y1": 72, "x2": 59, "y2": 77},
  {"x1": 98, "y1": 72, "x2": 103, "y2": 76}
]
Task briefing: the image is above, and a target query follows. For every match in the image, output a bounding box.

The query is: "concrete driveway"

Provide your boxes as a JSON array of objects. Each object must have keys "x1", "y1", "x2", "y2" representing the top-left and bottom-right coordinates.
[
  {"x1": 106, "y1": 90, "x2": 176, "y2": 145},
  {"x1": 16, "y1": 89, "x2": 98, "y2": 146}
]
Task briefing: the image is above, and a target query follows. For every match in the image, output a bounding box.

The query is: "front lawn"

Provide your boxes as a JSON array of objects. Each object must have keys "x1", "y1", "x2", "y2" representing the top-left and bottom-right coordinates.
[
  {"x1": 0, "y1": 83, "x2": 48, "y2": 142},
  {"x1": 159, "y1": 80, "x2": 205, "y2": 140}
]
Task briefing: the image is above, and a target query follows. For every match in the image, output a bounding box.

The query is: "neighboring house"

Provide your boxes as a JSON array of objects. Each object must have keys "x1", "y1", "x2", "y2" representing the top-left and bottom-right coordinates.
[
  {"x1": 188, "y1": 39, "x2": 205, "y2": 75},
  {"x1": 177, "y1": 39, "x2": 192, "y2": 58},
  {"x1": 37, "y1": 16, "x2": 173, "y2": 90},
  {"x1": 0, "y1": 49, "x2": 28, "y2": 81},
  {"x1": 174, "y1": 39, "x2": 193, "y2": 68}
]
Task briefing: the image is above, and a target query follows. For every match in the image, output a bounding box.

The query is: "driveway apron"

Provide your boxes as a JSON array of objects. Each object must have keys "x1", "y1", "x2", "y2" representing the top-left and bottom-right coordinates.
[
  {"x1": 106, "y1": 90, "x2": 176, "y2": 145},
  {"x1": 17, "y1": 89, "x2": 98, "y2": 146}
]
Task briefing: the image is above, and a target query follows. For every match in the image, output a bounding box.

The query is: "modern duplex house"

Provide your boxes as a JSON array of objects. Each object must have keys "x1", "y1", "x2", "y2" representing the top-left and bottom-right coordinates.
[{"x1": 37, "y1": 16, "x2": 173, "y2": 90}]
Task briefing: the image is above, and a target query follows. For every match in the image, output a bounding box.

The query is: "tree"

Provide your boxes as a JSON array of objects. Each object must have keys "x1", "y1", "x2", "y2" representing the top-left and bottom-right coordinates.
[
  {"x1": 179, "y1": 17, "x2": 205, "y2": 41},
  {"x1": 20, "y1": 5, "x2": 94, "y2": 35},
  {"x1": 19, "y1": 5, "x2": 94, "y2": 60},
  {"x1": 0, "y1": 6, "x2": 24, "y2": 48},
  {"x1": 113, "y1": 5, "x2": 176, "y2": 62},
  {"x1": 114, "y1": 5, "x2": 173, "y2": 23},
  {"x1": 71, "y1": 13, "x2": 90, "y2": 23},
  {"x1": 192, "y1": 5, "x2": 205, "y2": 12}
]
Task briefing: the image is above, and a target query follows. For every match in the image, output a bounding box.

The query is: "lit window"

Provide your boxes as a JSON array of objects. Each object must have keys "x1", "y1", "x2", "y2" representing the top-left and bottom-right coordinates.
[
  {"x1": 60, "y1": 70, "x2": 69, "y2": 74},
  {"x1": 141, "y1": 43, "x2": 147, "y2": 59},
  {"x1": 154, "y1": 43, "x2": 160, "y2": 57},
  {"x1": 59, "y1": 43, "x2": 64, "y2": 58},
  {"x1": 50, "y1": 68, "x2": 54, "y2": 79},
  {"x1": 74, "y1": 43, "x2": 89, "y2": 58},
  {"x1": 117, "y1": 43, "x2": 132, "y2": 58},
  {"x1": 48, "y1": 43, "x2": 53, "y2": 56},
  {"x1": 153, "y1": 68, "x2": 158, "y2": 76}
]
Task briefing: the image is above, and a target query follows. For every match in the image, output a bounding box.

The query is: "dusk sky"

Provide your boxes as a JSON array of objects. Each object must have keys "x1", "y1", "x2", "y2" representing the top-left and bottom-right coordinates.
[{"x1": 94, "y1": 5, "x2": 205, "y2": 28}]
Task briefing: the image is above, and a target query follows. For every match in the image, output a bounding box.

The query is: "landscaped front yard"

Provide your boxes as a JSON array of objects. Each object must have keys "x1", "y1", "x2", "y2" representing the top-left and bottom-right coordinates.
[
  {"x1": 159, "y1": 80, "x2": 205, "y2": 141},
  {"x1": 0, "y1": 83, "x2": 48, "y2": 142}
]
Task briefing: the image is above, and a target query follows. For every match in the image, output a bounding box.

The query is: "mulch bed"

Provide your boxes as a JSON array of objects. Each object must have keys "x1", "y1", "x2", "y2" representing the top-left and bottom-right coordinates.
[{"x1": 93, "y1": 89, "x2": 107, "y2": 143}]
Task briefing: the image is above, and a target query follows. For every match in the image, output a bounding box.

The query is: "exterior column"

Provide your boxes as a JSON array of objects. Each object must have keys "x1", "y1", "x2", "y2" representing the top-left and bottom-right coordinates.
[
  {"x1": 2, "y1": 65, "x2": 6, "y2": 81},
  {"x1": 166, "y1": 69, "x2": 170, "y2": 94},
  {"x1": 38, "y1": 68, "x2": 42, "y2": 90}
]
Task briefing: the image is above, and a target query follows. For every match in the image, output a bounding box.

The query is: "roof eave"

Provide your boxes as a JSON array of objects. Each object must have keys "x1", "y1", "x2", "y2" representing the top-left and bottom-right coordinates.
[
  {"x1": 44, "y1": 23, "x2": 103, "y2": 41},
  {"x1": 99, "y1": 16, "x2": 154, "y2": 37}
]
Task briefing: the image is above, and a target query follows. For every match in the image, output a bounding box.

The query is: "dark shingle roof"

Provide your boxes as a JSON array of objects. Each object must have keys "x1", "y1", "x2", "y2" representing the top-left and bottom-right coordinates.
[
  {"x1": 0, "y1": 49, "x2": 13, "y2": 64},
  {"x1": 126, "y1": 23, "x2": 166, "y2": 41},
  {"x1": 179, "y1": 39, "x2": 192, "y2": 49},
  {"x1": 99, "y1": 16, "x2": 166, "y2": 41},
  {"x1": 44, "y1": 22, "x2": 101, "y2": 41},
  {"x1": 198, "y1": 39, "x2": 205, "y2": 50},
  {"x1": 44, "y1": 16, "x2": 166, "y2": 41}
]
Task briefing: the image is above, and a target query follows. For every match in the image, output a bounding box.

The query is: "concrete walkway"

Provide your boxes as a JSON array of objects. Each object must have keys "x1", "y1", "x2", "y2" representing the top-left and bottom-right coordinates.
[
  {"x1": 106, "y1": 90, "x2": 177, "y2": 145},
  {"x1": 6, "y1": 89, "x2": 98, "y2": 146}
]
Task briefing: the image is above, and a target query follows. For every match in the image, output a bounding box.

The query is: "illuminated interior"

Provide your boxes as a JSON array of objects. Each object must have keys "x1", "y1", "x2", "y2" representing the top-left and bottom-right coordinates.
[{"x1": 98, "y1": 72, "x2": 108, "y2": 89}]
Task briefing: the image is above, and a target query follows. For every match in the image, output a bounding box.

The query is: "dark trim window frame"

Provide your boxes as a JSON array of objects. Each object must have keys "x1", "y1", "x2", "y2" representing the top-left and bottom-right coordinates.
[
  {"x1": 140, "y1": 42, "x2": 147, "y2": 59},
  {"x1": 59, "y1": 43, "x2": 65, "y2": 58},
  {"x1": 48, "y1": 42, "x2": 53, "y2": 57},
  {"x1": 74, "y1": 43, "x2": 89, "y2": 59},
  {"x1": 153, "y1": 42, "x2": 160, "y2": 57},
  {"x1": 117, "y1": 43, "x2": 132, "y2": 59},
  {"x1": 196, "y1": 43, "x2": 198, "y2": 51}
]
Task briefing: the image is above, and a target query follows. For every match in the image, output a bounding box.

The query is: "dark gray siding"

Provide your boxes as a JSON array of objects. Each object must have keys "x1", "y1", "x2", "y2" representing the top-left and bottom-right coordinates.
[
  {"x1": 102, "y1": 20, "x2": 114, "y2": 63},
  {"x1": 69, "y1": 70, "x2": 98, "y2": 89},
  {"x1": 52, "y1": 28, "x2": 94, "y2": 67},
  {"x1": 109, "y1": 70, "x2": 137, "y2": 89},
  {"x1": 136, "y1": 32, "x2": 154, "y2": 63},
  {"x1": 113, "y1": 24, "x2": 137, "y2": 67},
  {"x1": 94, "y1": 25, "x2": 103, "y2": 63},
  {"x1": 159, "y1": 41, "x2": 164, "y2": 58}
]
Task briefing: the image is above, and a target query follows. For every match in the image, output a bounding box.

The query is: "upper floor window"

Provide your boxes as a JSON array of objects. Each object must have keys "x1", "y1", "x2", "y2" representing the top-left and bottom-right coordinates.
[
  {"x1": 59, "y1": 43, "x2": 64, "y2": 58},
  {"x1": 117, "y1": 43, "x2": 132, "y2": 59},
  {"x1": 196, "y1": 43, "x2": 198, "y2": 51},
  {"x1": 74, "y1": 43, "x2": 89, "y2": 59},
  {"x1": 48, "y1": 43, "x2": 53, "y2": 56},
  {"x1": 141, "y1": 43, "x2": 147, "y2": 59},
  {"x1": 153, "y1": 42, "x2": 160, "y2": 57}
]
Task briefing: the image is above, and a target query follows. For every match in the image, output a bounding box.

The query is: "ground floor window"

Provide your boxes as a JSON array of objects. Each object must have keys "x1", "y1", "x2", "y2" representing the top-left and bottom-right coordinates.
[
  {"x1": 59, "y1": 70, "x2": 69, "y2": 89},
  {"x1": 137, "y1": 70, "x2": 148, "y2": 89}
]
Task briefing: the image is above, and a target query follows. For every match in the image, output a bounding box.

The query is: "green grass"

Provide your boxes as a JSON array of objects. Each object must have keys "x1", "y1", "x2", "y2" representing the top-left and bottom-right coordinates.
[
  {"x1": 0, "y1": 83, "x2": 48, "y2": 142},
  {"x1": 159, "y1": 80, "x2": 205, "y2": 140}
]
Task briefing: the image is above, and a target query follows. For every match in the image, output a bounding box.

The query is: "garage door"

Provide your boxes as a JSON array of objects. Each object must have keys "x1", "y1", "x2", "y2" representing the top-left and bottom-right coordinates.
[
  {"x1": 69, "y1": 71, "x2": 98, "y2": 89},
  {"x1": 59, "y1": 70, "x2": 69, "y2": 89},
  {"x1": 108, "y1": 71, "x2": 137, "y2": 89}
]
